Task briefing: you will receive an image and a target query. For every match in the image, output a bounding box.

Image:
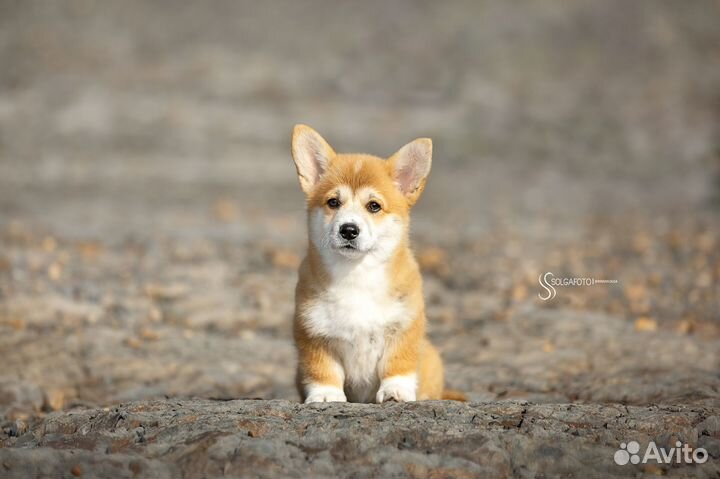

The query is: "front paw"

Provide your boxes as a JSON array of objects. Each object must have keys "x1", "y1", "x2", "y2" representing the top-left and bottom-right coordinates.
[
  {"x1": 304, "y1": 384, "x2": 347, "y2": 404},
  {"x1": 376, "y1": 375, "x2": 417, "y2": 403}
]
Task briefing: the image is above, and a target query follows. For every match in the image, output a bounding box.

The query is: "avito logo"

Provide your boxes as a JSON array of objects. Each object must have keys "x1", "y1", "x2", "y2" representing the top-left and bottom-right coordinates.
[{"x1": 614, "y1": 441, "x2": 708, "y2": 466}]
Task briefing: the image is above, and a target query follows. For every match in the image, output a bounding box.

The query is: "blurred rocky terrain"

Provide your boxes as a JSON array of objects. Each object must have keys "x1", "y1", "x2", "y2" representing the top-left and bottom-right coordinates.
[{"x1": 0, "y1": 1, "x2": 719, "y2": 477}]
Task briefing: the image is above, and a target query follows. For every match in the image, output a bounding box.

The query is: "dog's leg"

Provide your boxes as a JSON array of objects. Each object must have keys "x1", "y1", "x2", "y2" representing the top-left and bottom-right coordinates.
[
  {"x1": 376, "y1": 317, "x2": 423, "y2": 403},
  {"x1": 297, "y1": 339, "x2": 346, "y2": 403}
]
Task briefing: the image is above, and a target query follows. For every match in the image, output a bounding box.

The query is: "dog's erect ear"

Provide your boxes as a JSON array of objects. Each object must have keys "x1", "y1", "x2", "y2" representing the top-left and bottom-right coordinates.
[
  {"x1": 291, "y1": 125, "x2": 336, "y2": 195},
  {"x1": 389, "y1": 138, "x2": 432, "y2": 205}
]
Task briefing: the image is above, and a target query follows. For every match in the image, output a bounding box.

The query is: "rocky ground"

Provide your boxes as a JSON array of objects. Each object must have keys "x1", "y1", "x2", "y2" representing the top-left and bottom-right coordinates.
[
  {"x1": 2, "y1": 399, "x2": 719, "y2": 478},
  {"x1": 1, "y1": 1, "x2": 719, "y2": 478}
]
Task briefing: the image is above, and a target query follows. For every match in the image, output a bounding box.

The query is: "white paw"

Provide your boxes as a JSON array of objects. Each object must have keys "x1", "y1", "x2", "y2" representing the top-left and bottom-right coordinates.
[
  {"x1": 376, "y1": 375, "x2": 417, "y2": 403},
  {"x1": 304, "y1": 384, "x2": 347, "y2": 404}
]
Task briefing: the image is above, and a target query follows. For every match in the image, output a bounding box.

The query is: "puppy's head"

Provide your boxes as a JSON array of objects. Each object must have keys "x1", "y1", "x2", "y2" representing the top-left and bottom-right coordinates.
[{"x1": 291, "y1": 124, "x2": 432, "y2": 260}]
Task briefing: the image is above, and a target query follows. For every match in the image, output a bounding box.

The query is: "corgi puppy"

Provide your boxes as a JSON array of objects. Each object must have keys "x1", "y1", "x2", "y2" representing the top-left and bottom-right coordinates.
[{"x1": 291, "y1": 124, "x2": 463, "y2": 404}]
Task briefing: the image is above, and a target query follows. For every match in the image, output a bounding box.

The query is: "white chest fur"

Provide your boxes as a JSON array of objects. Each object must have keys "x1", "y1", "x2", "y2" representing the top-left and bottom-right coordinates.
[{"x1": 302, "y1": 254, "x2": 409, "y2": 402}]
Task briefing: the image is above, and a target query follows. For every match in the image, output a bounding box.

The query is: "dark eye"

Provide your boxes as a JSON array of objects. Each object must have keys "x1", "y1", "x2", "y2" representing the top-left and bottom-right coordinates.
[
  {"x1": 366, "y1": 201, "x2": 382, "y2": 213},
  {"x1": 327, "y1": 198, "x2": 340, "y2": 209}
]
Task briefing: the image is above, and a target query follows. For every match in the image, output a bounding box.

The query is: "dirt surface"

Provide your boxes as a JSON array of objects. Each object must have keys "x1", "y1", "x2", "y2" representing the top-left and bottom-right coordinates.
[
  {"x1": 1, "y1": 1, "x2": 719, "y2": 477},
  {"x1": 2, "y1": 399, "x2": 720, "y2": 478}
]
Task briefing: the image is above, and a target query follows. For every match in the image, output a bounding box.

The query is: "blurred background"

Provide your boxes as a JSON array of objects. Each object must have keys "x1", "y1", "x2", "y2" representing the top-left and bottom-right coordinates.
[{"x1": 0, "y1": 1, "x2": 718, "y2": 419}]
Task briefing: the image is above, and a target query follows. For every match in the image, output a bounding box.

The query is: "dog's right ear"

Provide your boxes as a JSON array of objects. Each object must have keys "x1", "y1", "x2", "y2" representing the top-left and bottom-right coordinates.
[{"x1": 291, "y1": 124, "x2": 336, "y2": 195}]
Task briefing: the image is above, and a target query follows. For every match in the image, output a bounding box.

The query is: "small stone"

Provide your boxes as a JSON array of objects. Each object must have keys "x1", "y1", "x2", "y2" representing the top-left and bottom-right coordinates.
[
  {"x1": 267, "y1": 248, "x2": 300, "y2": 269},
  {"x1": 642, "y1": 463, "x2": 664, "y2": 475},
  {"x1": 42, "y1": 236, "x2": 57, "y2": 252},
  {"x1": 124, "y1": 337, "x2": 142, "y2": 349},
  {"x1": 0, "y1": 318, "x2": 25, "y2": 330},
  {"x1": 624, "y1": 283, "x2": 646, "y2": 302},
  {"x1": 634, "y1": 317, "x2": 657, "y2": 332},
  {"x1": 213, "y1": 198, "x2": 239, "y2": 223},
  {"x1": 15, "y1": 419, "x2": 28, "y2": 434},
  {"x1": 139, "y1": 329, "x2": 160, "y2": 341},
  {"x1": 240, "y1": 330, "x2": 256, "y2": 340},
  {"x1": 675, "y1": 318, "x2": 694, "y2": 334},
  {"x1": 418, "y1": 247, "x2": 450, "y2": 277},
  {"x1": 77, "y1": 241, "x2": 103, "y2": 260},
  {"x1": 148, "y1": 307, "x2": 163, "y2": 322},
  {"x1": 512, "y1": 284, "x2": 528, "y2": 301},
  {"x1": 144, "y1": 283, "x2": 189, "y2": 300},
  {"x1": 47, "y1": 262, "x2": 62, "y2": 281},
  {"x1": 44, "y1": 388, "x2": 65, "y2": 411}
]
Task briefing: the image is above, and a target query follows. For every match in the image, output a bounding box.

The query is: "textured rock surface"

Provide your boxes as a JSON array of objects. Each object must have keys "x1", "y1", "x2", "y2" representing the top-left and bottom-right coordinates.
[
  {"x1": 1, "y1": 1, "x2": 719, "y2": 477},
  {"x1": 2, "y1": 399, "x2": 719, "y2": 478}
]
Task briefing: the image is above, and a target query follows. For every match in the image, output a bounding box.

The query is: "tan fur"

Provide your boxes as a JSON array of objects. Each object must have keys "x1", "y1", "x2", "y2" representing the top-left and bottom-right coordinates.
[{"x1": 291, "y1": 125, "x2": 464, "y2": 403}]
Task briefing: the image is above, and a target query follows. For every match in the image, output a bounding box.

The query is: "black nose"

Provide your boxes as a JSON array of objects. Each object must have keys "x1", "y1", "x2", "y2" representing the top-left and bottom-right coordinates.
[{"x1": 339, "y1": 223, "x2": 360, "y2": 240}]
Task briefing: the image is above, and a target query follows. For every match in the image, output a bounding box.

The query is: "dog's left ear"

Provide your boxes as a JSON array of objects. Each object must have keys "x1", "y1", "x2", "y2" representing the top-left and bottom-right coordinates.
[{"x1": 389, "y1": 138, "x2": 432, "y2": 205}]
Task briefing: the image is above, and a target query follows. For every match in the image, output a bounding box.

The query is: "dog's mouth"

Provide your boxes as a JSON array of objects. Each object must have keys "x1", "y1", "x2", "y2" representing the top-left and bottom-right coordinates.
[
  {"x1": 333, "y1": 239, "x2": 358, "y2": 250},
  {"x1": 333, "y1": 241, "x2": 364, "y2": 256}
]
